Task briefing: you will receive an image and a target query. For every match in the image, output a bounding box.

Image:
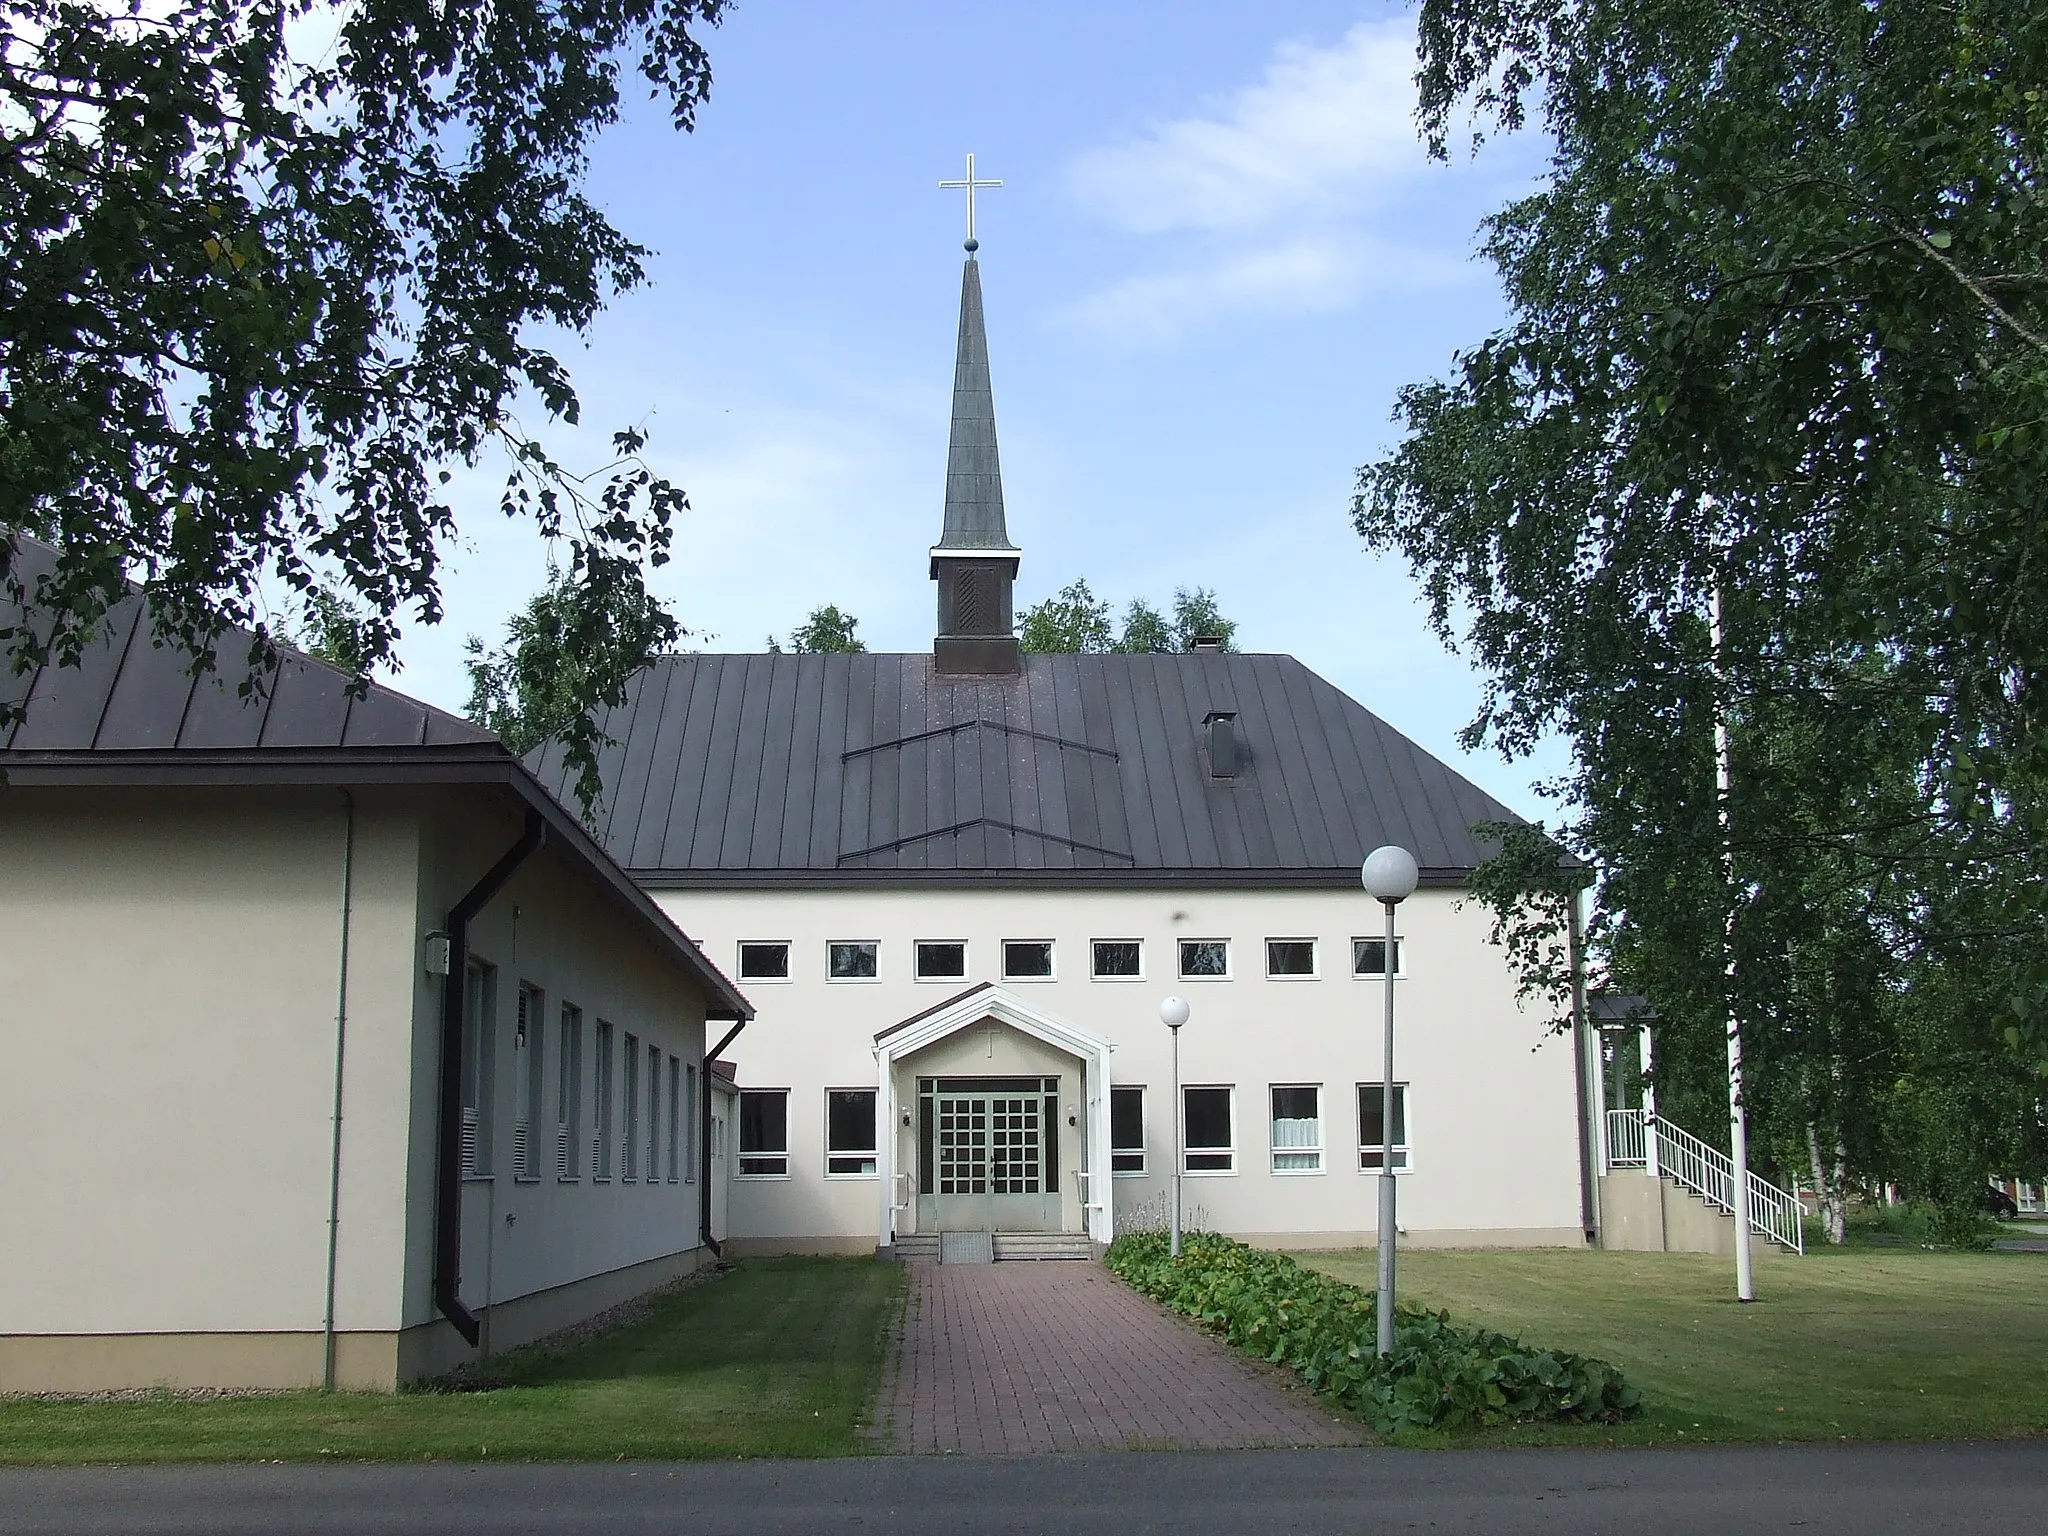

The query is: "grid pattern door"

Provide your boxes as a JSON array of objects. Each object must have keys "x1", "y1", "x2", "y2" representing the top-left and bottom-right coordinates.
[
  {"x1": 990, "y1": 1096, "x2": 1042, "y2": 1194},
  {"x1": 937, "y1": 1096, "x2": 990, "y2": 1195}
]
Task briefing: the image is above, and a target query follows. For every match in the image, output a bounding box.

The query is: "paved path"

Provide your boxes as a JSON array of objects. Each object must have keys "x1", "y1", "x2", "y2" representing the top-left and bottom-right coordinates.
[
  {"x1": 870, "y1": 1259, "x2": 1360, "y2": 1453},
  {"x1": 6, "y1": 1445, "x2": 2048, "y2": 1534}
]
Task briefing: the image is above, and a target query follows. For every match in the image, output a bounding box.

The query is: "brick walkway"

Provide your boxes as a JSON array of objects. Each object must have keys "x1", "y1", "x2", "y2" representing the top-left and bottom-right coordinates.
[{"x1": 872, "y1": 1261, "x2": 1362, "y2": 1454}]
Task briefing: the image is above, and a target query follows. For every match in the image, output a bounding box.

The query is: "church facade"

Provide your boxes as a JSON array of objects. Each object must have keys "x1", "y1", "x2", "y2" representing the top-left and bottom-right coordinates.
[{"x1": 530, "y1": 251, "x2": 1598, "y2": 1256}]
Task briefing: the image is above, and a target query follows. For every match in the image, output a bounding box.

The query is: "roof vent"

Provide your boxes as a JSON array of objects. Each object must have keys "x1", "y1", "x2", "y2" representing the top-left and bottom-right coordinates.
[
  {"x1": 1190, "y1": 635, "x2": 1225, "y2": 654},
  {"x1": 1203, "y1": 710, "x2": 1238, "y2": 779}
]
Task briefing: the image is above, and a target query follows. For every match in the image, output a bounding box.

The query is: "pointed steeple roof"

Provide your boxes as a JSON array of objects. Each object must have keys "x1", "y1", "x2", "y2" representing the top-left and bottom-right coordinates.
[{"x1": 933, "y1": 257, "x2": 1019, "y2": 557}]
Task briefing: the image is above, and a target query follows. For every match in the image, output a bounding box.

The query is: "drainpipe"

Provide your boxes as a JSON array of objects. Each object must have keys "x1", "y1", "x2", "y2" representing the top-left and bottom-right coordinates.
[
  {"x1": 700, "y1": 1020, "x2": 747, "y2": 1257},
  {"x1": 321, "y1": 789, "x2": 356, "y2": 1390},
  {"x1": 1567, "y1": 888, "x2": 1598, "y2": 1244},
  {"x1": 434, "y1": 809, "x2": 546, "y2": 1345}
]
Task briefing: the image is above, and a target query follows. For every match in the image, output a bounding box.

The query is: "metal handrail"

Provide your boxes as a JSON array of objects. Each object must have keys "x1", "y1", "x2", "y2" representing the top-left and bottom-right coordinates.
[{"x1": 1607, "y1": 1108, "x2": 1804, "y2": 1254}]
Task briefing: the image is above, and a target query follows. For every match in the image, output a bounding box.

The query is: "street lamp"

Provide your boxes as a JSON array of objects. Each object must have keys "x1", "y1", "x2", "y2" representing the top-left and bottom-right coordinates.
[
  {"x1": 1362, "y1": 844, "x2": 1419, "y2": 1359},
  {"x1": 1159, "y1": 995, "x2": 1190, "y2": 1257}
]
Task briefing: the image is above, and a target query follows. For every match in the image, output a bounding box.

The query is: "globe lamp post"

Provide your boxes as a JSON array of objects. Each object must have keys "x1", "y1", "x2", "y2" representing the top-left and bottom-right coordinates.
[
  {"x1": 1159, "y1": 995, "x2": 1190, "y2": 1257},
  {"x1": 1362, "y1": 844, "x2": 1419, "y2": 1358}
]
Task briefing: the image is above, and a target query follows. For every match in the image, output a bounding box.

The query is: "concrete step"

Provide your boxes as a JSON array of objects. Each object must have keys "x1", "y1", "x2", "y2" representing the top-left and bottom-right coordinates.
[
  {"x1": 887, "y1": 1235, "x2": 940, "y2": 1262},
  {"x1": 882, "y1": 1231, "x2": 1098, "y2": 1262},
  {"x1": 992, "y1": 1232, "x2": 1097, "y2": 1262}
]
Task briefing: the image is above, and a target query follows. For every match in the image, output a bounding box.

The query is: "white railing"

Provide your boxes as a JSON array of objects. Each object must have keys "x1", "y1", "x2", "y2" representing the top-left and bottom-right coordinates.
[
  {"x1": 1605, "y1": 1108, "x2": 1647, "y2": 1168},
  {"x1": 1605, "y1": 1108, "x2": 1804, "y2": 1254}
]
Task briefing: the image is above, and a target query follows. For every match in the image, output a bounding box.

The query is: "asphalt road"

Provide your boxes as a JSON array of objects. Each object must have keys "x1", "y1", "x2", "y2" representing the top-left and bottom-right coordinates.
[{"x1": 3, "y1": 1444, "x2": 2045, "y2": 1535}]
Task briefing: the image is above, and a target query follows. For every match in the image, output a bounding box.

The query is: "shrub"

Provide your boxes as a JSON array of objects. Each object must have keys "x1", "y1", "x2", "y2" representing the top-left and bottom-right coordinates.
[{"x1": 1105, "y1": 1230, "x2": 1642, "y2": 1434}]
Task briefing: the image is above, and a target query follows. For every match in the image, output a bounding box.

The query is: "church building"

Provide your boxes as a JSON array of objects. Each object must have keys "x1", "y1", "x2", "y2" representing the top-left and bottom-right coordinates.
[{"x1": 528, "y1": 246, "x2": 1597, "y2": 1258}]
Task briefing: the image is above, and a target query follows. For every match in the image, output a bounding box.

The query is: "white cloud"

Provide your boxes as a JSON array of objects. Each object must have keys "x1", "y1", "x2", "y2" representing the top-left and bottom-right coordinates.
[
  {"x1": 1057, "y1": 237, "x2": 1363, "y2": 345},
  {"x1": 1067, "y1": 17, "x2": 1425, "y2": 235}
]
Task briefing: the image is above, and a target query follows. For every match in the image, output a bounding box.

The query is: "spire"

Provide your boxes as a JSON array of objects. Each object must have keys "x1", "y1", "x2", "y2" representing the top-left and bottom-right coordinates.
[
  {"x1": 936, "y1": 257, "x2": 1015, "y2": 555},
  {"x1": 930, "y1": 252, "x2": 1022, "y2": 675}
]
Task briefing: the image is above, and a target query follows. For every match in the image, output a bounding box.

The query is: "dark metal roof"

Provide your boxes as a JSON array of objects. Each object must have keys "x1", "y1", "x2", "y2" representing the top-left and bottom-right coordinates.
[
  {"x1": 1, "y1": 541, "x2": 493, "y2": 754},
  {"x1": 529, "y1": 651, "x2": 1526, "y2": 887},
  {"x1": 1589, "y1": 993, "x2": 1656, "y2": 1025}
]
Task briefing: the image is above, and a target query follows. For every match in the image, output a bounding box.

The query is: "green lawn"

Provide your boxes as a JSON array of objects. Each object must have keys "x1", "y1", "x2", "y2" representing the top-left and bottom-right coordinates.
[
  {"x1": 1298, "y1": 1245, "x2": 2048, "y2": 1447},
  {"x1": 0, "y1": 1257, "x2": 904, "y2": 1465}
]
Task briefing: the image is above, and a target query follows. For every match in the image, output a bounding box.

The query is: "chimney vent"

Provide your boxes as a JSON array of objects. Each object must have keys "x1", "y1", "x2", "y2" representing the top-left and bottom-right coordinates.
[
  {"x1": 1191, "y1": 635, "x2": 1225, "y2": 654},
  {"x1": 1203, "y1": 710, "x2": 1239, "y2": 779}
]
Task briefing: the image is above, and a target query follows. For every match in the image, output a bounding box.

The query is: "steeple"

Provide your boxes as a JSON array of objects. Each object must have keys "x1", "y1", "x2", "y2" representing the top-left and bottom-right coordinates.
[{"x1": 929, "y1": 248, "x2": 1023, "y2": 676}]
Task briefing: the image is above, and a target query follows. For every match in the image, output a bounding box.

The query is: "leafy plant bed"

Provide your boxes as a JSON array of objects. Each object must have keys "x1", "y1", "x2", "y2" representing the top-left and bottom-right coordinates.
[{"x1": 1105, "y1": 1231, "x2": 1641, "y2": 1434}]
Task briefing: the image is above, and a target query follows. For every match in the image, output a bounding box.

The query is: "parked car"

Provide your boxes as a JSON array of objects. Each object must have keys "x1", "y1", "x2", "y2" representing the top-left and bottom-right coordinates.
[{"x1": 1979, "y1": 1184, "x2": 2020, "y2": 1220}]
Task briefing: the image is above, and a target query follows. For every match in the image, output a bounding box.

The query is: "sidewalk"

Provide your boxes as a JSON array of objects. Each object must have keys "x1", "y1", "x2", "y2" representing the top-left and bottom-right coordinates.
[{"x1": 870, "y1": 1260, "x2": 1362, "y2": 1454}]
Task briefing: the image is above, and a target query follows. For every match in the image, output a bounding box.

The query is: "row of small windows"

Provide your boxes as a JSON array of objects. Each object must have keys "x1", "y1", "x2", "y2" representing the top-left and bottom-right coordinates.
[
  {"x1": 731, "y1": 1082, "x2": 1410, "y2": 1180},
  {"x1": 459, "y1": 961, "x2": 698, "y2": 1188},
  {"x1": 735, "y1": 936, "x2": 1405, "y2": 985}
]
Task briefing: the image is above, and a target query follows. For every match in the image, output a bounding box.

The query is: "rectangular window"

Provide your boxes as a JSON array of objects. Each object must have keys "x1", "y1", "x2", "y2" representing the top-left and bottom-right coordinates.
[
  {"x1": 826, "y1": 1088, "x2": 878, "y2": 1176},
  {"x1": 1352, "y1": 936, "x2": 1406, "y2": 977},
  {"x1": 739, "y1": 1089, "x2": 790, "y2": 1177},
  {"x1": 460, "y1": 960, "x2": 497, "y2": 1177},
  {"x1": 514, "y1": 982, "x2": 545, "y2": 1179},
  {"x1": 1182, "y1": 1086, "x2": 1235, "y2": 1173},
  {"x1": 828, "y1": 941, "x2": 879, "y2": 981},
  {"x1": 914, "y1": 941, "x2": 967, "y2": 981},
  {"x1": 622, "y1": 1033, "x2": 641, "y2": 1181},
  {"x1": 1178, "y1": 939, "x2": 1230, "y2": 980},
  {"x1": 594, "y1": 1020, "x2": 615, "y2": 1179},
  {"x1": 667, "y1": 1055, "x2": 682, "y2": 1182},
  {"x1": 1265, "y1": 939, "x2": 1317, "y2": 978},
  {"x1": 1002, "y1": 940, "x2": 1054, "y2": 980},
  {"x1": 1357, "y1": 1083, "x2": 1411, "y2": 1171},
  {"x1": 684, "y1": 1062, "x2": 698, "y2": 1183},
  {"x1": 1270, "y1": 1085, "x2": 1323, "y2": 1173},
  {"x1": 1091, "y1": 939, "x2": 1143, "y2": 980},
  {"x1": 1111, "y1": 1086, "x2": 1146, "y2": 1174},
  {"x1": 647, "y1": 1043, "x2": 662, "y2": 1187},
  {"x1": 738, "y1": 941, "x2": 791, "y2": 981},
  {"x1": 556, "y1": 1003, "x2": 583, "y2": 1179}
]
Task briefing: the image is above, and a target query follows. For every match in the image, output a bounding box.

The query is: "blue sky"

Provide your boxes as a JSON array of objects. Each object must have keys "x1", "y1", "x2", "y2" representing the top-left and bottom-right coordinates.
[{"x1": 399, "y1": 0, "x2": 1567, "y2": 815}]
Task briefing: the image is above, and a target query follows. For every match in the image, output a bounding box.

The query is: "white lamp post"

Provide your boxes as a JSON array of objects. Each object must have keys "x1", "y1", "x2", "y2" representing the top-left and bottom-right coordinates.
[
  {"x1": 1159, "y1": 995, "x2": 1190, "y2": 1257},
  {"x1": 1362, "y1": 844, "x2": 1419, "y2": 1358}
]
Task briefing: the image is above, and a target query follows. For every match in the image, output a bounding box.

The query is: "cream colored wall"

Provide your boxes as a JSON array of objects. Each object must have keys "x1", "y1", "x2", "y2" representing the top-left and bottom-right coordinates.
[
  {"x1": 651, "y1": 885, "x2": 1585, "y2": 1247},
  {"x1": 0, "y1": 786, "x2": 422, "y2": 1343},
  {"x1": 403, "y1": 793, "x2": 712, "y2": 1342}
]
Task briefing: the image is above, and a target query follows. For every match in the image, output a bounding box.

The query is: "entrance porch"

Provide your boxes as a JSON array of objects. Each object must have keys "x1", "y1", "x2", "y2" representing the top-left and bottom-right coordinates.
[{"x1": 874, "y1": 983, "x2": 1114, "y2": 1252}]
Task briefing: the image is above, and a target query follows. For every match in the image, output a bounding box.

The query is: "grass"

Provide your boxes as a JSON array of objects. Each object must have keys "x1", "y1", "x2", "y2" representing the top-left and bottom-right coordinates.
[
  {"x1": 0, "y1": 1257, "x2": 905, "y2": 1465},
  {"x1": 1296, "y1": 1245, "x2": 2048, "y2": 1448}
]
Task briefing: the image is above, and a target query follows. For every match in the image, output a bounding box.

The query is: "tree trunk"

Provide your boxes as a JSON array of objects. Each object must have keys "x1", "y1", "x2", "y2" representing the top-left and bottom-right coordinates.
[{"x1": 1806, "y1": 1121, "x2": 1847, "y2": 1243}]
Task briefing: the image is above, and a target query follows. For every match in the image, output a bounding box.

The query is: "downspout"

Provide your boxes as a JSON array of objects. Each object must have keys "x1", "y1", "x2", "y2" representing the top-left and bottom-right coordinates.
[
  {"x1": 700, "y1": 1020, "x2": 747, "y2": 1257},
  {"x1": 434, "y1": 809, "x2": 546, "y2": 1346},
  {"x1": 1567, "y1": 887, "x2": 1598, "y2": 1244},
  {"x1": 321, "y1": 789, "x2": 356, "y2": 1390}
]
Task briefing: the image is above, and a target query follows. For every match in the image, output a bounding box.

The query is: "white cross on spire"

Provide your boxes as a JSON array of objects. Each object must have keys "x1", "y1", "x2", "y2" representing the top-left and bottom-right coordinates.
[{"x1": 938, "y1": 152, "x2": 1002, "y2": 252}]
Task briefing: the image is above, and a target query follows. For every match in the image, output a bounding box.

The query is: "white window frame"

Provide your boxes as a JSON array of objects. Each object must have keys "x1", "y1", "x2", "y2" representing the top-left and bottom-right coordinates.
[
  {"x1": 1264, "y1": 938, "x2": 1319, "y2": 980},
  {"x1": 622, "y1": 1032, "x2": 641, "y2": 1182},
  {"x1": 666, "y1": 1054, "x2": 682, "y2": 1183},
  {"x1": 738, "y1": 1088, "x2": 791, "y2": 1179},
  {"x1": 913, "y1": 939, "x2": 970, "y2": 983},
  {"x1": 827, "y1": 940, "x2": 881, "y2": 983},
  {"x1": 646, "y1": 1041, "x2": 662, "y2": 1189},
  {"x1": 737, "y1": 940, "x2": 793, "y2": 983},
  {"x1": 1269, "y1": 1084, "x2": 1324, "y2": 1174},
  {"x1": 1357, "y1": 1081, "x2": 1412, "y2": 1172},
  {"x1": 1181, "y1": 1084, "x2": 1237, "y2": 1175},
  {"x1": 514, "y1": 982, "x2": 545, "y2": 1181},
  {"x1": 1350, "y1": 935, "x2": 1407, "y2": 979},
  {"x1": 593, "y1": 1019, "x2": 615, "y2": 1181},
  {"x1": 1110, "y1": 1085, "x2": 1147, "y2": 1175},
  {"x1": 461, "y1": 959, "x2": 497, "y2": 1179},
  {"x1": 1001, "y1": 939, "x2": 1056, "y2": 982},
  {"x1": 1177, "y1": 938, "x2": 1232, "y2": 981},
  {"x1": 824, "y1": 1087, "x2": 878, "y2": 1178},
  {"x1": 556, "y1": 1002, "x2": 583, "y2": 1181},
  {"x1": 1089, "y1": 938, "x2": 1146, "y2": 982}
]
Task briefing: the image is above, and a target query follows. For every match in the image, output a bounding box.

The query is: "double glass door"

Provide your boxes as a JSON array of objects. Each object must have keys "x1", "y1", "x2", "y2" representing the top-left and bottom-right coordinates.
[{"x1": 916, "y1": 1076, "x2": 1061, "y2": 1231}]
